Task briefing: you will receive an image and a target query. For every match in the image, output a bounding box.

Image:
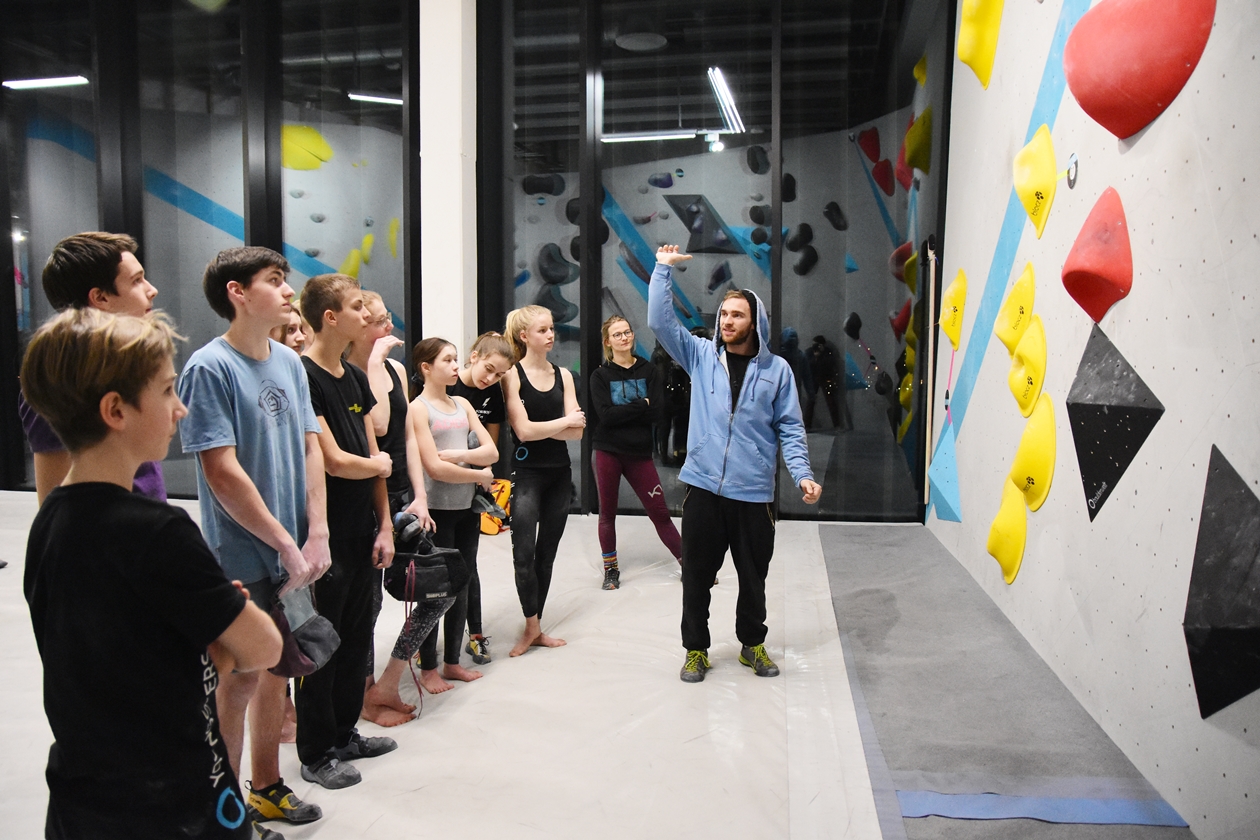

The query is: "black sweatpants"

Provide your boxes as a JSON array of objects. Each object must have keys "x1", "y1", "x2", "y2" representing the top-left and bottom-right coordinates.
[
  {"x1": 511, "y1": 465, "x2": 571, "y2": 618},
  {"x1": 419, "y1": 507, "x2": 480, "y2": 669},
  {"x1": 295, "y1": 533, "x2": 376, "y2": 766},
  {"x1": 680, "y1": 485, "x2": 777, "y2": 652}
]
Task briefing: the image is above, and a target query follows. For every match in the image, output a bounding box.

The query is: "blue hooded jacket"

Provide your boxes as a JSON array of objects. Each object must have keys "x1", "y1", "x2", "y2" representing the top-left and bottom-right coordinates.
[{"x1": 647, "y1": 262, "x2": 813, "y2": 503}]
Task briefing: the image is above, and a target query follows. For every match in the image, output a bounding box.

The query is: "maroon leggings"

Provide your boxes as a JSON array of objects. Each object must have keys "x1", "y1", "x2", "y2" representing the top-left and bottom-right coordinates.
[{"x1": 594, "y1": 450, "x2": 683, "y2": 560}]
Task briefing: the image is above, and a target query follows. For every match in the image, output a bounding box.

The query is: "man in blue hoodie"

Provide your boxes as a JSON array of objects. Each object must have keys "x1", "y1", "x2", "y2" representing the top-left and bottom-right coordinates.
[{"x1": 648, "y1": 245, "x2": 822, "y2": 683}]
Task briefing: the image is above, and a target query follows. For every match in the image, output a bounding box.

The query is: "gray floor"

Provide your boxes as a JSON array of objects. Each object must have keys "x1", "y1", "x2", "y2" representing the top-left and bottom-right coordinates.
[{"x1": 822, "y1": 524, "x2": 1194, "y2": 839}]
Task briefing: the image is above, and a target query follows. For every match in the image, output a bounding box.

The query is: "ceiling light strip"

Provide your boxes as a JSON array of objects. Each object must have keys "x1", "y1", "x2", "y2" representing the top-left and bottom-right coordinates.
[
  {"x1": 348, "y1": 92, "x2": 403, "y2": 105},
  {"x1": 600, "y1": 131, "x2": 696, "y2": 143},
  {"x1": 707, "y1": 67, "x2": 745, "y2": 134},
  {"x1": 2, "y1": 75, "x2": 90, "y2": 90}
]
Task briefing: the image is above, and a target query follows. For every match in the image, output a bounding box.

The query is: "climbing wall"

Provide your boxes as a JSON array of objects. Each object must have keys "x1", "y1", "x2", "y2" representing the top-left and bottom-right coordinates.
[{"x1": 927, "y1": 1, "x2": 1260, "y2": 837}]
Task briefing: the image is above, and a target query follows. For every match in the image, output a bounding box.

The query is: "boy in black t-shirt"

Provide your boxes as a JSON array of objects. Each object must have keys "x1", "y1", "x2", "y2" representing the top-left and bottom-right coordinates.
[
  {"x1": 20, "y1": 307, "x2": 282, "y2": 839},
  {"x1": 296, "y1": 273, "x2": 397, "y2": 790}
]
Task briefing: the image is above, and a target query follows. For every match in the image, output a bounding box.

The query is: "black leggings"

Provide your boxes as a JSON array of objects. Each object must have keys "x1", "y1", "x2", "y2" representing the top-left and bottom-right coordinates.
[
  {"x1": 511, "y1": 465, "x2": 571, "y2": 618},
  {"x1": 418, "y1": 507, "x2": 481, "y2": 669}
]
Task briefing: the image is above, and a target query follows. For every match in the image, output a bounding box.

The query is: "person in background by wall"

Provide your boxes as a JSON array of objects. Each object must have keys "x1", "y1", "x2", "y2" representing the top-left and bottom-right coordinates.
[
  {"x1": 447, "y1": 331, "x2": 514, "y2": 663},
  {"x1": 649, "y1": 245, "x2": 821, "y2": 684},
  {"x1": 407, "y1": 337, "x2": 498, "y2": 690},
  {"x1": 22, "y1": 306, "x2": 283, "y2": 840},
  {"x1": 178, "y1": 247, "x2": 330, "y2": 839},
  {"x1": 502, "y1": 305, "x2": 585, "y2": 657},
  {"x1": 590, "y1": 316, "x2": 682, "y2": 591},
  {"x1": 652, "y1": 339, "x2": 691, "y2": 466},
  {"x1": 269, "y1": 306, "x2": 308, "y2": 354},
  {"x1": 804, "y1": 334, "x2": 852, "y2": 432},
  {"x1": 19, "y1": 232, "x2": 164, "y2": 506},
  {"x1": 298, "y1": 274, "x2": 397, "y2": 790}
]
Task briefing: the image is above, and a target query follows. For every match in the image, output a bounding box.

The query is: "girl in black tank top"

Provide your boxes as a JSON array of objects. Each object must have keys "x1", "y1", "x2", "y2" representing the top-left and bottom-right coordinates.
[{"x1": 503, "y1": 304, "x2": 585, "y2": 657}]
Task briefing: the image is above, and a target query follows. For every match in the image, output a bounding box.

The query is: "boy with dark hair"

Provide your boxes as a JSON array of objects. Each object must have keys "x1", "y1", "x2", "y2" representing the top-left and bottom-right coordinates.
[
  {"x1": 296, "y1": 273, "x2": 397, "y2": 789},
  {"x1": 22, "y1": 307, "x2": 282, "y2": 839},
  {"x1": 178, "y1": 247, "x2": 330, "y2": 837},
  {"x1": 19, "y1": 231, "x2": 163, "y2": 504}
]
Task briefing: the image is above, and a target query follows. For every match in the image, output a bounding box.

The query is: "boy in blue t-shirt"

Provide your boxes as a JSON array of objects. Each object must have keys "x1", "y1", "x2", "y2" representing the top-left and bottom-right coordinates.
[
  {"x1": 22, "y1": 307, "x2": 282, "y2": 839},
  {"x1": 178, "y1": 247, "x2": 329, "y2": 835}
]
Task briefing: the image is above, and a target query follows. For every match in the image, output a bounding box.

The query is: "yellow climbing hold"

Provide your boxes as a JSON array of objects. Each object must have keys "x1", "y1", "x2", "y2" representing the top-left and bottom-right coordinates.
[
  {"x1": 897, "y1": 410, "x2": 914, "y2": 444},
  {"x1": 1008, "y1": 314, "x2": 1046, "y2": 417},
  {"x1": 913, "y1": 54, "x2": 928, "y2": 87},
  {"x1": 906, "y1": 344, "x2": 917, "y2": 371},
  {"x1": 905, "y1": 304, "x2": 919, "y2": 351},
  {"x1": 940, "y1": 268, "x2": 967, "y2": 351},
  {"x1": 957, "y1": 0, "x2": 1005, "y2": 89},
  {"x1": 1008, "y1": 392, "x2": 1055, "y2": 512},
  {"x1": 987, "y1": 479, "x2": 1027, "y2": 584},
  {"x1": 899, "y1": 371, "x2": 914, "y2": 411},
  {"x1": 388, "y1": 218, "x2": 400, "y2": 259},
  {"x1": 361, "y1": 233, "x2": 375, "y2": 265},
  {"x1": 904, "y1": 250, "x2": 919, "y2": 295},
  {"x1": 905, "y1": 106, "x2": 933, "y2": 174},
  {"x1": 339, "y1": 249, "x2": 362, "y2": 278},
  {"x1": 281, "y1": 125, "x2": 334, "y2": 171},
  {"x1": 994, "y1": 263, "x2": 1035, "y2": 355},
  {"x1": 1013, "y1": 124, "x2": 1057, "y2": 239}
]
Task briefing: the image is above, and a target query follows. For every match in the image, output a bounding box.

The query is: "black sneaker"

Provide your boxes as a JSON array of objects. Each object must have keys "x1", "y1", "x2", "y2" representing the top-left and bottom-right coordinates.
[
  {"x1": 466, "y1": 635, "x2": 492, "y2": 664},
  {"x1": 739, "y1": 644, "x2": 780, "y2": 677},
  {"x1": 329, "y1": 729, "x2": 397, "y2": 761},
  {"x1": 300, "y1": 755, "x2": 361, "y2": 790},
  {"x1": 246, "y1": 779, "x2": 321, "y2": 824},
  {"x1": 679, "y1": 650, "x2": 710, "y2": 683},
  {"x1": 602, "y1": 567, "x2": 620, "y2": 590},
  {"x1": 251, "y1": 820, "x2": 284, "y2": 840}
]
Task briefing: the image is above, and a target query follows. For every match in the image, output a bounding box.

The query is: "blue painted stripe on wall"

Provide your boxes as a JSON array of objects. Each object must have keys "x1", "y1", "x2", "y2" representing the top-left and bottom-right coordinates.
[
  {"x1": 31, "y1": 114, "x2": 338, "y2": 278},
  {"x1": 603, "y1": 190, "x2": 703, "y2": 327},
  {"x1": 940, "y1": 0, "x2": 1090, "y2": 443},
  {"x1": 897, "y1": 791, "x2": 1188, "y2": 827}
]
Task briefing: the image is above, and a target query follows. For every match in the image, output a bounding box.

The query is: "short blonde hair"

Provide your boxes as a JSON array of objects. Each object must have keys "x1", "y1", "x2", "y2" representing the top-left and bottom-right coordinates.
[
  {"x1": 300, "y1": 273, "x2": 360, "y2": 333},
  {"x1": 504, "y1": 304, "x2": 551, "y2": 362},
  {"x1": 21, "y1": 308, "x2": 183, "y2": 452}
]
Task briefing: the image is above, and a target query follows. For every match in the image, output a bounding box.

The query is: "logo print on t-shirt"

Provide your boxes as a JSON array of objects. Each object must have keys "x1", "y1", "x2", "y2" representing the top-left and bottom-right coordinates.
[
  {"x1": 257, "y1": 380, "x2": 290, "y2": 418},
  {"x1": 349, "y1": 403, "x2": 363, "y2": 413}
]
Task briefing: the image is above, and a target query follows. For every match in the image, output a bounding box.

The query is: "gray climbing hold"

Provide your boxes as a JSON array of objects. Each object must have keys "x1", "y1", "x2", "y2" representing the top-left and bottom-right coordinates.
[
  {"x1": 304, "y1": 248, "x2": 321, "y2": 258},
  {"x1": 290, "y1": 189, "x2": 304, "y2": 198},
  {"x1": 364, "y1": 217, "x2": 374, "y2": 227},
  {"x1": 310, "y1": 213, "x2": 325, "y2": 223}
]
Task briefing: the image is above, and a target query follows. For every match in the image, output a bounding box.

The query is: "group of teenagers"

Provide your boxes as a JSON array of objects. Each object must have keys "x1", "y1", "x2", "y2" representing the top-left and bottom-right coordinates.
[{"x1": 19, "y1": 232, "x2": 821, "y2": 840}]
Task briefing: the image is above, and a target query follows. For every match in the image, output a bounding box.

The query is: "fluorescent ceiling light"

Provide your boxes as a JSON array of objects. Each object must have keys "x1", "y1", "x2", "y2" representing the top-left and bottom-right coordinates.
[
  {"x1": 3, "y1": 75, "x2": 90, "y2": 90},
  {"x1": 601, "y1": 131, "x2": 695, "y2": 144},
  {"x1": 707, "y1": 67, "x2": 745, "y2": 134},
  {"x1": 348, "y1": 92, "x2": 403, "y2": 105}
]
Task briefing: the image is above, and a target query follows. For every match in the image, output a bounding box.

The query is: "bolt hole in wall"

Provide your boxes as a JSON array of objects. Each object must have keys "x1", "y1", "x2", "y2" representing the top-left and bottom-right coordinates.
[{"x1": 504, "y1": 0, "x2": 950, "y2": 521}]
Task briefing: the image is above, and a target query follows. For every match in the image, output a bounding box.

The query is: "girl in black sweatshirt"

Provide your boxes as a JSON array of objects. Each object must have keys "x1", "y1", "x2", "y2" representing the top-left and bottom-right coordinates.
[{"x1": 590, "y1": 316, "x2": 682, "y2": 590}]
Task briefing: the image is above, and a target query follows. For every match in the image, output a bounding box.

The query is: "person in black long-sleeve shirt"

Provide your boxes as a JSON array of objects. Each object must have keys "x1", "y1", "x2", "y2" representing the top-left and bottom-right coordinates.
[{"x1": 590, "y1": 316, "x2": 683, "y2": 591}]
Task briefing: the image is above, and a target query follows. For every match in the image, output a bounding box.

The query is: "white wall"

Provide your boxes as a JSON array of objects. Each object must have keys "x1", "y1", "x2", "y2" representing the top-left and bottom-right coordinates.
[{"x1": 929, "y1": 1, "x2": 1260, "y2": 837}]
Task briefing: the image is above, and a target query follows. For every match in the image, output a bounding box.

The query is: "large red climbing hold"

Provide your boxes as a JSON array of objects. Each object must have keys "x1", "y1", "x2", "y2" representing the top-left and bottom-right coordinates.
[
  {"x1": 858, "y1": 127, "x2": 881, "y2": 163},
  {"x1": 872, "y1": 159, "x2": 895, "y2": 196},
  {"x1": 890, "y1": 298, "x2": 912, "y2": 342},
  {"x1": 1062, "y1": 187, "x2": 1133, "y2": 323},
  {"x1": 1063, "y1": 0, "x2": 1216, "y2": 140},
  {"x1": 889, "y1": 241, "x2": 913, "y2": 282}
]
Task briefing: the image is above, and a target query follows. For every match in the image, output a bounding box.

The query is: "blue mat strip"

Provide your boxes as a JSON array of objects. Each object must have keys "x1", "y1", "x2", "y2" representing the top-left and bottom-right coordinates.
[{"x1": 898, "y1": 790, "x2": 1188, "y2": 827}]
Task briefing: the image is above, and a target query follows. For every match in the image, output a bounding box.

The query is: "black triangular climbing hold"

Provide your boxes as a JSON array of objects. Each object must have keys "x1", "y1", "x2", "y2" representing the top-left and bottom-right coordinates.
[
  {"x1": 1065, "y1": 325, "x2": 1164, "y2": 520},
  {"x1": 1183, "y1": 445, "x2": 1260, "y2": 717}
]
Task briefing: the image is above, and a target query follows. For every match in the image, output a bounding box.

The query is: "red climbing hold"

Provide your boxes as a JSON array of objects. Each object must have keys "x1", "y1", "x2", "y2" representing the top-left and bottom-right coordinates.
[
  {"x1": 896, "y1": 115, "x2": 914, "y2": 191},
  {"x1": 873, "y1": 159, "x2": 895, "y2": 197},
  {"x1": 890, "y1": 298, "x2": 912, "y2": 342},
  {"x1": 1062, "y1": 187, "x2": 1133, "y2": 323},
  {"x1": 889, "y1": 241, "x2": 913, "y2": 282},
  {"x1": 858, "y1": 127, "x2": 881, "y2": 163},
  {"x1": 1064, "y1": 0, "x2": 1216, "y2": 140}
]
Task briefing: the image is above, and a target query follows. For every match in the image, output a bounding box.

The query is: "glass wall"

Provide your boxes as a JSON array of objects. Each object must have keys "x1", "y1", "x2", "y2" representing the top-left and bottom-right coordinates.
[
  {"x1": 599, "y1": 1, "x2": 772, "y2": 516},
  {"x1": 280, "y1": 0, "x2": 405, "y2": 321},
  {"x1": 4, "y1": 1, "x2": 99, "y2": 489},
  {"x1": 492, "y1": 0, "x2": 953, "y2": 521},
  {"x1": 137, "y1": 0, "x2": 246, "y2": 495},
  {"x1": 509, "y1": 0, "x2": 583, "y2": 504},
  {"x1": 2, "y1": 0, "x2": 420, "y2": 495}
]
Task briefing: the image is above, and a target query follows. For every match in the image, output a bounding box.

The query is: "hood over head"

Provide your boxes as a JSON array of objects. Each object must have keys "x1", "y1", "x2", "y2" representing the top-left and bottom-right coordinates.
[{"x1": 713, "y1": 288, "x2": 772, "y2": 363}]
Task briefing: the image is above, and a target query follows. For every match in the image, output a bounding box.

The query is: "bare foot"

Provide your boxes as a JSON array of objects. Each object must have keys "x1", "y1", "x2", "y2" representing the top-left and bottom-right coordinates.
[
  {"x1": 280, "y1": 694, "x2": 297, "y2": 744},
  {"x1": 442, "y1": 663, "x2": 483, "y2": 682},
  {"x1": 509, "y1": 625, "x2": 539, "y2": 657},
  {"x1": 418, "y1": 668, "x2": 453, "y2": 694},
  {"x1": 360, "y1": 701, "x2": 415, "y2": 727},
  {"x1": 364, "y1": 680, "x2": 416, "y2": 715},
  {"x1": 531, "y1": 633, "x2": 566, "y2": 648}
]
